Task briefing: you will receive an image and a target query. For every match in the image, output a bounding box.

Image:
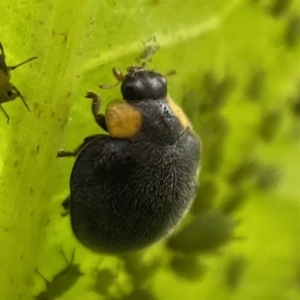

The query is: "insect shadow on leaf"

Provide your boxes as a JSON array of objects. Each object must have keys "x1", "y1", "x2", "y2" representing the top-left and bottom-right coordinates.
[
  {"x1": 169, "y1": 253, "x2": 206, "y2": 281},
  {"x1": 34, "y1": 249, "x2": 83, "y2": 300},
  {"x1": 118, "y1": 252, "x2": 161, "y2": 290},
  {"x1": 166, "y1": 210, "x2": 243, "y2": 254},
  {"x1": 268, "y1": 0, "x2": 292, "y2": 18}
]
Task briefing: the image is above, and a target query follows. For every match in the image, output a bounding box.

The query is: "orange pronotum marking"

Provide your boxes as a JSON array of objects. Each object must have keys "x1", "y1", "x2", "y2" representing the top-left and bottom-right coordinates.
[{"x1": 105, "y1": 100, "x2": 143, "y2": 138}]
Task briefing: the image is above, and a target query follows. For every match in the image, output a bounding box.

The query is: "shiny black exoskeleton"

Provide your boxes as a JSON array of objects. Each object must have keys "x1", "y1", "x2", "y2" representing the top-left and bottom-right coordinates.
[{"x1": 59, "y1": 65, "x2": 201, "y2": 254}]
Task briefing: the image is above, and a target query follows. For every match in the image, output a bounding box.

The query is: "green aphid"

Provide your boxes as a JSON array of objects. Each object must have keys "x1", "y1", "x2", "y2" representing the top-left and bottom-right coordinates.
[
  {"x1": 166, "y1": 210, "x2": 239, "y2": 254},
  {"x1": 290, "y1": 94, "x2": 300, "y2": 117},
  {"x1": 284, "y1": 14, "x2": 300, "y2": 48},
  {"x1": 169, "y1": 254, "x2": 206, "y2": 281},
  {"x1": 227, "y1": 159, "x2": 260, "y2": 186},
  {"x1": 119, "y1": 289, "x2": 156, "y2": 300},
  {"x1": 258, "y1": 110, "x2": 282, "y2": 142},
  {"x1": 199, "y1": 114, "x2": 229, "y2": 143},
  {"x1": 191, "y1": 179, "x2": 217, "y2": 215},
  {"x1": 203, "y1": 140, "x2": 225, "y2": 173},
  {"x1": 219, "y1": 189, "x2": 247, "y2": 214},
  {"x1": 119, "y1": 253, "x2": 160, "y2": 289},
  {"x1": 181, "y1": 91, "x2": 200, "y2": 125},
  {"x1": 245, "y1": 68, "x2": 266, "y2": 101},
  {"x1": 34, "y1": 249, "x2": 83, "y2": 300},
  {"x1": 295, "y1": 259, "x2": 300, "y2": 288},
  {"x1": 199, "y1": 114, "x2": 229, "y2": 173},
  {"x1": 199, "y1": 72, "x2": 235, "y2": 113},
  {"x1": 91, "y1": 268, "x2": 116, "y2": 296},
  {"x1": 268, "y1": 0, "x2": 292, "y2": 18},
  {"x1": 0, "y1": 42, "x2": 37, "y2": 123},
  {"x1": 136, "y1": 36, "x2": 160, "y2": 62},
  {"x1": 224, "y1": 256, "x2": 247, "y2": 290},
  {"x1": 255, "y1": 164, "x2": 281, "y2": 191}
]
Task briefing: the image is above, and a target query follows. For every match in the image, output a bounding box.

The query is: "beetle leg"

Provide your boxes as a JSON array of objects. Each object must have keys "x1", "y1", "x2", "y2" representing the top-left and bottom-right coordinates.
[
  {"x1": 85, "y1": 91, "x2": 108, "y2": 131},
  {"x1": 94, "y1": 114, "x2": 108, "y2": 131},
  {"x1": 11, "y1": 85, "x2": 30, "y2": 112},
  {"x1": 0, "y1": 104, "x2": 10, "y2": 124},
  {"x1": 57, "y1": 134, "x2": 101, "y2": 158},
  {"x1": 61, "y1": 196, "x2": 70, "y2": 216}
]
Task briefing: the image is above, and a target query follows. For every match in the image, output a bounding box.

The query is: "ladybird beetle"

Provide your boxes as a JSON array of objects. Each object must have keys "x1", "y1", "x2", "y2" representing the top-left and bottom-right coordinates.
[
  {"x1": 58, "y1": 64, "x2": 201, "y2": 254},
  {"x1": 0, "y1": 42, "x2": 37, "y2": 123}
]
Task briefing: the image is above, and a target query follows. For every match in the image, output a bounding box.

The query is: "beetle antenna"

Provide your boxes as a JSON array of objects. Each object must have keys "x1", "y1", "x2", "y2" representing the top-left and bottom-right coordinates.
[
  {"x1": 8, "y1": 56, "x2": 38, "y2": 71},
  {"x1": 99, "y1": 67, "x2": 125, "y2": 89},
  {"x1": 99, "y1": 81, "x2": 121, "y2": 89}
]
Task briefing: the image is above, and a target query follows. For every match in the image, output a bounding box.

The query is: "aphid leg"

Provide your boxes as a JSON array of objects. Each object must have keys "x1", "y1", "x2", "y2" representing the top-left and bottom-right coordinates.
[
  {"x1": 164, "y1": 70, "x2": 177, "y2": 77},
  {"x1": 35, "y1": 269, "x2": 50, "y2": 285},
  {"x1": 137, "y1": 36, "x2": 160, "y2": 62},
  {"x1": 57, "y1": 150, "x2": 77, "y2": 157},
  {"x1": 0, "y1": 42, "x2": 5, "y2": 60},
  {"x1": 143, "y1": 36, "x2": 154, "y2": 46},
  {"x1": 59, "y1": 249, "x2": 80, "y2": 276},
  {"x1": 11, "y1": 85, "x2": 30, "y2": 112},
  {"x1": 0, "y1": 104, "x2": 10, "y2": 124},
  {"x1": 59, "y1": 248, "x2": 75, "y2": 269},
  {"x1": 61, "y1": 196, "x2": 70, "y2": 216},
  {"x1": 57, "y1": 134, "x2": 101, "y2": 158},
  {"x1": 7, "y1": 56, "x2": 38, "y2": 71},
  {"x1": 85, "y1": 91, "x2": 108, "y2": 131}
]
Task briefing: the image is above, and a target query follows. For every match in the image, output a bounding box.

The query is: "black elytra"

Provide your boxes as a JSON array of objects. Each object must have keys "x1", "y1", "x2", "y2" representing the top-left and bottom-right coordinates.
[{"x1": 60, "y1": 65, "x2": 201, "y2": 254}]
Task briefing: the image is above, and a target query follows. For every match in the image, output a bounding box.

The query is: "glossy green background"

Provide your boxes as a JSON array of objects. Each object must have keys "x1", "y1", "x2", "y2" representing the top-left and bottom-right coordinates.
[{"x1": 0, "y1": 0, "x2": 300, "y2": 299}]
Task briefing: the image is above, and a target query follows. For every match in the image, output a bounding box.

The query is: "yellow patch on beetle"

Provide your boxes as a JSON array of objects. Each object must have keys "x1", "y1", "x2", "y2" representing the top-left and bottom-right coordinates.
[
  {"x1": 166, "y1": 95, "x2": 190, "y2": 129},
  {"x1": 105, "y1": 99, "x2": 142, "y2": 138}
]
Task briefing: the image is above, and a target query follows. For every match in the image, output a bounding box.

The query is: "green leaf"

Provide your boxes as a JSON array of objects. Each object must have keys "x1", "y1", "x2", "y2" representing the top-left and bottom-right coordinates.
[{"x1": 1, "y1": 0, "x2": 300, "y2": 299}]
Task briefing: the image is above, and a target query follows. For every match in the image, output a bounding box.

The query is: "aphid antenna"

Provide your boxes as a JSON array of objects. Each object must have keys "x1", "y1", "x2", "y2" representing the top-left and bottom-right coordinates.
[
  {"x1": 165, "y1": 70, "x2": 177, "y2": 77},
  {"x1": 8, "y1": 56, "x2": 38, "y2": 71}
]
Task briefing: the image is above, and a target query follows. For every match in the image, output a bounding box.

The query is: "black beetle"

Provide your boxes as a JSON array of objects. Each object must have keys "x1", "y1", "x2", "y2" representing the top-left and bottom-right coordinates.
[
  {"x1": 0, "y1": 42, "x2": 37, "y2": 123},
  {"x1": 58, "y1": 64, "x2": 201, "y2": 254}
]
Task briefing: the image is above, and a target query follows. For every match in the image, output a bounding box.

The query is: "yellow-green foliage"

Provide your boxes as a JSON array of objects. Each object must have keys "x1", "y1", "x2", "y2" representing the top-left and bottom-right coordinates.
[{"x1": 0, "y1": 0, "x2": 300, "y2": 299}]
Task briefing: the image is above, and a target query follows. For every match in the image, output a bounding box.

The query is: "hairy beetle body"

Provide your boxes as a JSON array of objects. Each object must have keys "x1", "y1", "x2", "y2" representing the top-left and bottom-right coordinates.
[{"x1": 60, "y1": 65, "x2": 201, "y2": 253}]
